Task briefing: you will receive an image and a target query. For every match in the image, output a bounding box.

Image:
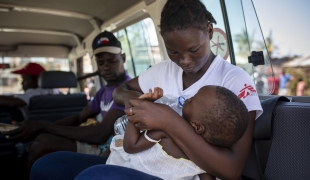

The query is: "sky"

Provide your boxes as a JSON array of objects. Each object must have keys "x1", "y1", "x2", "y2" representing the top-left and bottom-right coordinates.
[
  {"x1": 125, "y1": 0, "x2": 310, "y2": 60},
  {"x1": 252, "y1": 0, "x2": 310, "y2": 58}
]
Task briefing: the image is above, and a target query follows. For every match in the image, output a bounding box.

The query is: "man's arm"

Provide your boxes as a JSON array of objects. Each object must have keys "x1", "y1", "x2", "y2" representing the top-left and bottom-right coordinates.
[
  {"x1": 0, "y1": 95, "x2": 26, "y2": 108},
  {"x1": 123, "y1": 121, "x2": 166, "y2": 154},
  {"x1": 44, "y1": 108, "x2": 124, "y2": 144},
  {"x1": 6, "y1": 106, "x2": 124, "y2": 145},
  {"x1": 5, "y1": 105, "x2": 97, "y2": 141},
  {"x1": 52, "y1": 105, "x2": 97, "y2": 126}
]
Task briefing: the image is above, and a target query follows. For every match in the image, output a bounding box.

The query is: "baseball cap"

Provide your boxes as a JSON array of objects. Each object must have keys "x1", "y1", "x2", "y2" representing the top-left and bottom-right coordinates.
[
  {"x1": 92, "y1": 31, "x2": 121, "y2": 55},
  {"x1": 11, "y1": 62, "x2": 45, "y2": 77}
]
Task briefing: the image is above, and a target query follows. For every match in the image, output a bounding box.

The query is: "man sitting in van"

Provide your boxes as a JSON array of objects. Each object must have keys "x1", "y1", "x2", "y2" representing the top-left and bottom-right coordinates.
[
  {"x1": 0, "y1": 62, "x2": 59, "y2": 119},
  {"x1": 2, "y1": 31, "x2": 132, "y2": 171}
]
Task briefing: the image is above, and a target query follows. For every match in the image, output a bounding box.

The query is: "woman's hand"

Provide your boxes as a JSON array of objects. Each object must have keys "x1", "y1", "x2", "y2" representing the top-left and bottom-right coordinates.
[{"x1": 125, "y1": 98, "x2": 180, "y2": 131}]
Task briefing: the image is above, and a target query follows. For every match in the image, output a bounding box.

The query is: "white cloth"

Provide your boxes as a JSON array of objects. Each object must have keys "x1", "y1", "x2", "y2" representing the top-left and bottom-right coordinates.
[
  {"x1": 138, "y1": 55, "x2": 263, "y2": 119},
  {"x1": 14, "y1": 88, "x2": 59, "y2": 119},
  {"x1": 106, "y1": 135, "x2": 205, "y2": 180}
]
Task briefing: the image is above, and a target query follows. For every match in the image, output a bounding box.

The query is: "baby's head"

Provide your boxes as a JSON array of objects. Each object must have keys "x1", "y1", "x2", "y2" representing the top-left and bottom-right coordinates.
[{"x1": 182, "y1": 85, "x2": 249, "y2": 147}]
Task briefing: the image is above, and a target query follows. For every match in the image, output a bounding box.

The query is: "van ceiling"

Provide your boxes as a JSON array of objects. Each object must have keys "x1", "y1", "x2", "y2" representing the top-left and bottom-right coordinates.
[{"x1": 0, "y1": 0, "x2": 143, "y2": 58}]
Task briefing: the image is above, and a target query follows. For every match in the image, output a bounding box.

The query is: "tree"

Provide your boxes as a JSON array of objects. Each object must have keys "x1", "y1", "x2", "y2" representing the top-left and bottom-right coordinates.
[
  {"x1": 234, "y1": 29, "x2": 255, "y2": 57},
  {"x1": 257, "y1": 30, "x2": 278, "y2": 58}
]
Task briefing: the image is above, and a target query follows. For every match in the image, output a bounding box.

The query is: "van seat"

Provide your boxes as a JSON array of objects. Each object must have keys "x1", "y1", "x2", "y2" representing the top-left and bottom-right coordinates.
[
  {"x1": 259, "y1": 95, "x2": 310, "y2": 103},
  {"x1": 28, "y1": 71, "x2": 88, "y2": 121},
  {"x1": 264, "y1": 101, "x2": 310, "y2": 179},
  {"x1": 242, "y1": 97, "x2": 310, "y2": 179},
  {"x1": 38, "y1": 71, "x2": 77, "y2": 89}
]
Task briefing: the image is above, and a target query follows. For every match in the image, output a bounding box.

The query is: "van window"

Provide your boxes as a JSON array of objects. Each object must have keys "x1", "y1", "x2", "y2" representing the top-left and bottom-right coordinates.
[
  {"x1": 114, "y1": 17, "x2": 161, "y2": 77},
  {"x1": 201, "y1": 0, "x2": 273, "y2": 95},
  {"x1": 76, "y1": 53, "x2": 99, "y2": 100},
  {"x1": 0, "y1": 57, "x2": 69, "y2": 95},
  {"x1": 201, "y1": 0, "x2": 231, "y2": 63},
  {"x1": 252, "y1": 0, "x2": 310, "y2": 96}
]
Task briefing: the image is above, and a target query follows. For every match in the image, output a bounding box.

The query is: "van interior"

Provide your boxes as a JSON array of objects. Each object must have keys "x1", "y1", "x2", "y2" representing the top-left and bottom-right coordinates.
[{"x1": 0, "y1": 0, "x2": 309, "y2": 179}]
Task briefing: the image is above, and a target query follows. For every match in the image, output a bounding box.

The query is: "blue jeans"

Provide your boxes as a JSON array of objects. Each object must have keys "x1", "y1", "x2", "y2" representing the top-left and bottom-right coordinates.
[
  {"x1": 74, "y1": 164, "x2": 162, "y2": 180},
  {"x1": 30, "y1": 151, "x2": 108, "y2": 180},
  {"x1": 30, "y1": 151, "x2": 161, "y2": 180}
]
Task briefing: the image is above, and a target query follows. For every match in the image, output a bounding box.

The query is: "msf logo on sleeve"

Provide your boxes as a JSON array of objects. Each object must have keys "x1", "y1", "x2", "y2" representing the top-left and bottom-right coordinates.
[{"x1": 238, "y1": 84, "x2": 257, "y2": 99}]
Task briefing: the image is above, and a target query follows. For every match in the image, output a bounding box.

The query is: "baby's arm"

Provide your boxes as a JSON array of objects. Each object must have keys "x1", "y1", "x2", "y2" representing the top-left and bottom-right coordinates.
[
  {"x1": 199, "y1": 173, "x2": 216, "y2": 180},
  {"x1": 123, "y1": 87, "x2": 164, "y2": 154},
  {"x1": 123, "y1": 121, "x2": 166, "y2": 154}
]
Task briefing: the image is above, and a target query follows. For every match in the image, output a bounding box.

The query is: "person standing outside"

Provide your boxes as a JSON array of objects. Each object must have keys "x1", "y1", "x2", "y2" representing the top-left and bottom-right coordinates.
[
  {"x1": 296, "y1": 78, "x2": 306, "y2": 96},
  {"x1": 278, "y1": 69, "x2": 293, "y2": 95},
  {"x1": 267, "y1": 74, "x2": 279, "y2": 95}
]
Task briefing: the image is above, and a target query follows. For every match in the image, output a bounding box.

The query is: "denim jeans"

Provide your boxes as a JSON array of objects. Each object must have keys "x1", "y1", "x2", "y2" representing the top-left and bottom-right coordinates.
[
  {"x1": 74, "y1": 164, "x2": 162, "y2": 180},
  {"x1": 30, "y1": 151, "x2": 108, "y2": 180},
  {"x1": 30, "y1": 151, "x2": 161, "y2": 180}
]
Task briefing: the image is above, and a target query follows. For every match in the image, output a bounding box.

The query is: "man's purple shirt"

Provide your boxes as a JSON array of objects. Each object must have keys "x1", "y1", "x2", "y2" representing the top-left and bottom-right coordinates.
[{"x1": 89, "y1": 73, "x2": 132, "y2": 117}]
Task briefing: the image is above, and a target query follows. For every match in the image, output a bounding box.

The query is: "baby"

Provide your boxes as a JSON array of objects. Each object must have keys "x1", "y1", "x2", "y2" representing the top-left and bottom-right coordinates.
[{"x1": 107, "y1": 85, "x2": 249, "y2": 180}]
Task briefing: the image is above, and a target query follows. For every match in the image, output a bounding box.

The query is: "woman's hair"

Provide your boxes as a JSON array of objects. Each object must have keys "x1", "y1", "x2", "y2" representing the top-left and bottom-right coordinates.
[
  {"x1": 160, "y1": 0, "x2": 217, "y2": 34},
  {"x1": 200, "y1": 86, "x2": 249, "y2": 147}
]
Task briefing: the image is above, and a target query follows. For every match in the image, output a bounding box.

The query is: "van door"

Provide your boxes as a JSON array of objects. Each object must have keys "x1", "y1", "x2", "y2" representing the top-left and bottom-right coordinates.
[{"x1": 202, "y1": 0, "x2": 274, "y2": 95}]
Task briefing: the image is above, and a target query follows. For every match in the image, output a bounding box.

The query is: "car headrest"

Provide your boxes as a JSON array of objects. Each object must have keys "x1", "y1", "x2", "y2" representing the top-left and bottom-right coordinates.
[{"x1": 38, "y1": 71, "x2": 77, "y2": 88}]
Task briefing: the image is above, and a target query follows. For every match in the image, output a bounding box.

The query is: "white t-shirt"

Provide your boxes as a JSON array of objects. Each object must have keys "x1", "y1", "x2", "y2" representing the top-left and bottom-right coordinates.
[
  {"x1": 138, "y1": 55, "x2": 263, "y2": 119},
  {"x1": 14, "y1": 88, "x2": 59, "y2": 119}
]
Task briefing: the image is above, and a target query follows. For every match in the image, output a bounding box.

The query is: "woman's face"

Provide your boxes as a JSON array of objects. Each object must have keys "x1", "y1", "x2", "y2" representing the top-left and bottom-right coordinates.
[{"x1": 162, "y1": 25, "x2": 213, "y2": 74}]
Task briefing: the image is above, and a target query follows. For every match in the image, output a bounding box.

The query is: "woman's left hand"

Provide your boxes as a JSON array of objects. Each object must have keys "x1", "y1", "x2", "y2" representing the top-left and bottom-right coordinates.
[{"x1": 125, "y1": 98, "x2": 179, "y2": 131}]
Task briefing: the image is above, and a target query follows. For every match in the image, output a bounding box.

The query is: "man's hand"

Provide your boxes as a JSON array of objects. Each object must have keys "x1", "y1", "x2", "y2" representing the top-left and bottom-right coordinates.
[{"x1": 3, "y1": 120, "x2": 51, "y2": 141}]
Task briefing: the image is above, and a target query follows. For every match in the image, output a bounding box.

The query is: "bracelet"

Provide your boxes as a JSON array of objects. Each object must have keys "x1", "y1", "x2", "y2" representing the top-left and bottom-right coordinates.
[{"x1": 144, "y1": 130, "x2": 161, "y2": 143}]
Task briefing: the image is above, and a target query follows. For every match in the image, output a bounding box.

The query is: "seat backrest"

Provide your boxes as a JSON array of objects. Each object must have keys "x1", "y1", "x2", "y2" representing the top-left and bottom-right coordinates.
[
  {"x1": 259, "y1": 95, "x2": 310, "y2": 103},
  {"x1": 28, "y1": 71, "x2": 88, "y2": 121},
  {"x1": 28, "y1": 94, "x2": 87, "y2": 121},
  {"x1": 242, "y1": 98, "x2": 310, "y2": 179},
  {"x1": 264, "y1": 101, "x2": 310, "y2": 179},
  {"x1": 38, "y1": 71, "x2": 77, "y2": 89}
]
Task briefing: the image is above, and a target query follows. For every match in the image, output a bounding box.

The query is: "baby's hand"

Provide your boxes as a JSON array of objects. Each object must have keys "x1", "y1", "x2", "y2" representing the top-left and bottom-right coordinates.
[{"x1": 139, "y1": 87, "x2": 163, "y2": 101}]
